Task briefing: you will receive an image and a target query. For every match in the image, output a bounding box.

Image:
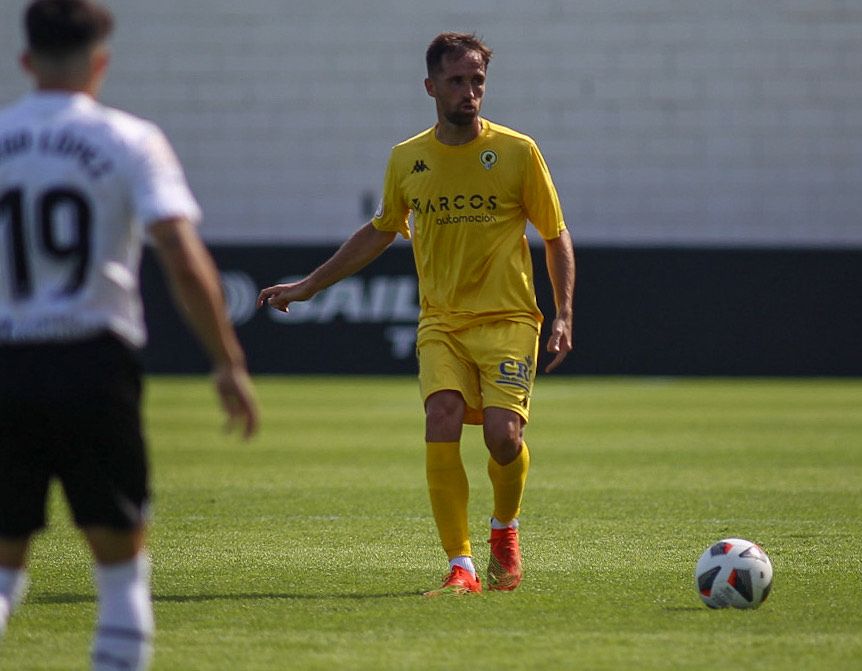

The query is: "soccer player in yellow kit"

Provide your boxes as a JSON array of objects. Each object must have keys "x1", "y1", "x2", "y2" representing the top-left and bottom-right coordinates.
[{"x1": 258, "y1": 32, "x2": 574, "y2": 596}]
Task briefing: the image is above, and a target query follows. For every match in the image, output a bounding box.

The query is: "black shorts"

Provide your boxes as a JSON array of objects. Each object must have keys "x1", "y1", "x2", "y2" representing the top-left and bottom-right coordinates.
[{"x1": 0, "y1": 333, "x2": 149, "y2": 537}]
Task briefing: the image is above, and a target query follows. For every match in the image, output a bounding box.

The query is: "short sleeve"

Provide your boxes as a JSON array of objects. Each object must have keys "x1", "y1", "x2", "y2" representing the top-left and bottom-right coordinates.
[
  {"x1": 522, "y1": 142, "x2": 566, "y2": 240},
  {"x1": 371, "y1": 152, "x2": 411, "y2": 240},
  {"x1": 128, "y1": 125, "x2": 202, "y2": 229}
]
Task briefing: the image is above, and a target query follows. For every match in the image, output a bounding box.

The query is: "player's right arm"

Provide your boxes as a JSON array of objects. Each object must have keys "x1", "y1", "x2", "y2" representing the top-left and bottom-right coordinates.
[
  {"x1": 257, "y1": 222, "x2": 396, "y2": 312},
  {"x1": 150, "y1": 217, "x2": 258, "y2": 439}
]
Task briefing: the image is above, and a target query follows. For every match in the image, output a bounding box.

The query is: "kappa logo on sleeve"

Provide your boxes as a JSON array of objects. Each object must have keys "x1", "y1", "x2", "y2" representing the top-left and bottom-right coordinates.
[{"x1": 411, "y1": 159, "x2": 431, "y2": 174}]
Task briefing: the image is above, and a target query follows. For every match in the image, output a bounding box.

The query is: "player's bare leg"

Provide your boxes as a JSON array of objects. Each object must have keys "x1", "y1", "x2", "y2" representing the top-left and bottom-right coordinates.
[
  {"x1": 0, "y1": 538, "x2": 29, "y2": 570},
  {"x1": 483, "y1": 408, "x2": 528, "y2": 590},
  {"x1": 85, "y1": 526, "x2": 153, "y2": 671},
  {"x1": 84, "y1": 527, "x2": 145, "y2": 565},
  {"x1": 482, "y1": 408, "x2": 524, "y2": 466},
  {"x1": 424, "y1": 390, "x2": 465, "y2": 443}
]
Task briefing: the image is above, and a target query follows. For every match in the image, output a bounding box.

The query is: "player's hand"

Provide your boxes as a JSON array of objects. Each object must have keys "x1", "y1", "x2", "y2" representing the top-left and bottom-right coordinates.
[
  {"x1": 256, "y1": 281, "x2": 311, "y2": 313},
  {"x1": 544, "y1": 316, "x2": 573, "y2": 373},
  {"x1": 213, "y1": 363, "x2": 259, "y2": 440}
]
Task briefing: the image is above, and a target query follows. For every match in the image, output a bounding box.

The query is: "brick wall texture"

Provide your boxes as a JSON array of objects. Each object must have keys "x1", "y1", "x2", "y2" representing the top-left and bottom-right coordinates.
[{"x1": 2, "y1": 0, "x2": 860, "y2": 245}]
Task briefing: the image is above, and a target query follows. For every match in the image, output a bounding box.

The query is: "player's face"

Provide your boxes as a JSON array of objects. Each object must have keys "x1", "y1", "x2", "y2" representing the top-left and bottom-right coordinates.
[{"x1": 426, "y1": 50, "x2": 487, "y2": 127}]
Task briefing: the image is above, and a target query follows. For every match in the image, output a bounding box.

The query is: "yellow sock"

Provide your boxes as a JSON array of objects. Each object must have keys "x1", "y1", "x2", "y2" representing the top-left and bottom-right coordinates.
[
  {"x1": 487, "y1": 441, "x2": 530, "y2": 524},
  {"x1": 426, "y1": 442, "x2": 471, "y2": 559}
]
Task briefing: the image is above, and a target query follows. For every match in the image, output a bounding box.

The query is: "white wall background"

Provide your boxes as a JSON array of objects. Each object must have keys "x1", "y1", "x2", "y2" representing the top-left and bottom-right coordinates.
[{"x1": 2, "y1": 0, "x2": 860, "y2": 246}]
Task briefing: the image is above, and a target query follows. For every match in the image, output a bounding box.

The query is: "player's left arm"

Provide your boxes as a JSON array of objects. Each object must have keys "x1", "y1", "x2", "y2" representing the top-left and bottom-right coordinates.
[
  {"x1": 521, "y1": 141, "x2": 576, "y2": 372},
  {"x1": 543, "y1": 229, "x2": 575, "y2": 373},
  {"x1": 150, "y1": 218, "x2": 259, "y2": 439}
]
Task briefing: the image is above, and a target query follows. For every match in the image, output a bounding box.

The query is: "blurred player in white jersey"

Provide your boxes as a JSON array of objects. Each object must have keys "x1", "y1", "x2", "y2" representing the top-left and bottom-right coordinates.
[{"x1": 0, "y1": 1, "x2": 259, "y2": 669}]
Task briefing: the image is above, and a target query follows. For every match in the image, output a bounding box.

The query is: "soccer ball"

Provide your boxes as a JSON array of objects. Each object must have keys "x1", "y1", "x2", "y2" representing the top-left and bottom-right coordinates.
[{"x1": 695, "y1": 538, "x2": 773, "y2": 609}]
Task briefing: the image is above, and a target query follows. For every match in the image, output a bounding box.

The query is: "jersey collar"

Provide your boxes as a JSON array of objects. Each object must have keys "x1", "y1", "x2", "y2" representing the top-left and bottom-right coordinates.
[
  {"x1": 431, "y1": 118, "x2": 488, "y2": 149},
  {"x1": 24, "y1": 90, "x2": 96, "y2": 111}
]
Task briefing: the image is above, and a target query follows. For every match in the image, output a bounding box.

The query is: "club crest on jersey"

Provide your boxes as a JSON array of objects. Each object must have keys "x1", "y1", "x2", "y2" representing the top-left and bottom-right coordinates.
[
  {"x1": 480, "y1": 150, "x2": 498, "y2": 170},
  {"x1": 411, "y1": 159, "x2": 430, "y2": 174}
]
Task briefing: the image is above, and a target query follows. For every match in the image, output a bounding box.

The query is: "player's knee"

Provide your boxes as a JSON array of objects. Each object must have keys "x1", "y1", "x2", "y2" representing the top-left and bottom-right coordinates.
[
  {"x1": 425, "y1": 391, "x2": 465, "y2": 435},
  {"x1": 483, "y1": 425, "x2": 519, "y2": 465},
  {"x1": 486, "y1": 435, "x2": 520, "y2": 465},
  {"x1": 483, "y1": 410, "x2": 523, "y2": 465}
]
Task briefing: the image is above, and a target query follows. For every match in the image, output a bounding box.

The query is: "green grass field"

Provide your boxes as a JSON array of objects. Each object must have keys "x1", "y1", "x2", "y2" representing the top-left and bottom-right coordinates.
[{"x1": 2, "y1": 377, "x2": 861, "y2": 670}]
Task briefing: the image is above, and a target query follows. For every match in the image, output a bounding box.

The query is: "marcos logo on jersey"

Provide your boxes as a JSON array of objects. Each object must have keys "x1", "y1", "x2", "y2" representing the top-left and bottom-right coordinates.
[
  {"x1": 410, "y1": 193, "x2": 498, "y2": 215},
  {"x1": 411, "y1": 159, "x2": 430, "y2": 174}
]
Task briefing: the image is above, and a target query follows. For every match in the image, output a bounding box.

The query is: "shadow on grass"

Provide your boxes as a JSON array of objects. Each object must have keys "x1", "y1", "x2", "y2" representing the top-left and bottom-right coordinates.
[{"x1": 28, "y1": 590, "x2": 422, "y2": 605}]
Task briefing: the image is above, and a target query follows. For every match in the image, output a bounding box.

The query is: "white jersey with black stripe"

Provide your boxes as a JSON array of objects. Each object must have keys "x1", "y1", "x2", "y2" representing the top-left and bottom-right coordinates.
[{"x1": 0, "y1": 91, "x2": 200, "y2": 348}]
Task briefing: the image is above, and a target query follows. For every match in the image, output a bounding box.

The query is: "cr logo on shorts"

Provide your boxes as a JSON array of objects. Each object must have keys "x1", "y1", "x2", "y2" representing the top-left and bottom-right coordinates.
[{"x1": 496, "y1": 354, "x2": 534, "y2": 394}]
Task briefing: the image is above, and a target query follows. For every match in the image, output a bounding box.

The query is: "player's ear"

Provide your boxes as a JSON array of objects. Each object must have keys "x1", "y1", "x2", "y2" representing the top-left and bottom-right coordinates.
[
  {"x1": 93, "y1": 46, "x2": 111, "y2": 76},
  {"x1": 20, "y1": 50, "x2": 34, "y2": 76},
  {"x1": 424, "y1": 77, "x2": 435, "y2": 98}
]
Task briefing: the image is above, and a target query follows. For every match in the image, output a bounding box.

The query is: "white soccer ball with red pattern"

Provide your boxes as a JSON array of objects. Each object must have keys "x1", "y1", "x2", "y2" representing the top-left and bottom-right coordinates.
[{"x1": 695, "y1": 538, "x2": 773, "y2": 609}]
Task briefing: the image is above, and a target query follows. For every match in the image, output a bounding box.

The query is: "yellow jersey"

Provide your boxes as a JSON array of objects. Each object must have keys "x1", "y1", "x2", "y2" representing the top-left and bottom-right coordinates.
[{"x1": 372, "y1": 118, "x2": 566, "y2": 334}]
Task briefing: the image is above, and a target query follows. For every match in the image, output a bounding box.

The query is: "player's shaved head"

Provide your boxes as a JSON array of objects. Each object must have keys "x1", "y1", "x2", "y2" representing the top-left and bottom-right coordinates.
[
  {"x1": 25, "y1": 0, "x2": 113, "y2": 59},
  {"x1": 426, "y1": 32, "x2": 493, "y2": 77}
]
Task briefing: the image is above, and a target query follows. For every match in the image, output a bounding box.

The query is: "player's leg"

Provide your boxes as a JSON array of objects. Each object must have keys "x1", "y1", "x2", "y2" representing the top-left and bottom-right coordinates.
[
  {"x1": 425, "y1": 390, "x2": 471, "y2": 564},
  {"x1": 0, "y1": 537, "x2": 31, "y2": 637},
  {"x1": 0, "y1": 344, "x2": 50, "y2": 636},
  {"x1": 483, "y1": 407, "x2": 525, "y2": 466},
  {"x1": 0, "y1": 539, "x2": 29, "y2": 568},
  {"x1": 471, "y1": 322, "x2": 539, "y2": 590},
  {"x1": 483, "y1": 409, "x2": 529, "y2": 590},
  {"x1": 54, "y1": 335, "x2": 154, "y2": 671},
  {"x1": 475, "y1": 322, "x2": 536, "y2": 527},
  {"x1": 84, "y1": 526, "x2": 153, "y2": 671},
  {"x1": 425, "y1": 389, "x2": 466, "y2": 442},
  {"x1": 418, "y1": 333, "x2": 482, "y2": 595},
  {"x1": 484, "y1": 408, "x2": 530, "y2": 523}
]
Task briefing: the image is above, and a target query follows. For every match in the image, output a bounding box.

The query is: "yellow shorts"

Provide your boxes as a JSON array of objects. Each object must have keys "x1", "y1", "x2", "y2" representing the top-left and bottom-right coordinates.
[{"x1": 417, "y1": 321, "x2": 540, "y2": 425}]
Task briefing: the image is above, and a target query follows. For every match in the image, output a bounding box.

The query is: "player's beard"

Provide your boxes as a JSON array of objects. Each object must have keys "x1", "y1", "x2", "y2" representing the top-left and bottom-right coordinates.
[{"x1": 444, "y1": 106, "x2": 479, "y2": 126}]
